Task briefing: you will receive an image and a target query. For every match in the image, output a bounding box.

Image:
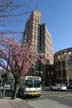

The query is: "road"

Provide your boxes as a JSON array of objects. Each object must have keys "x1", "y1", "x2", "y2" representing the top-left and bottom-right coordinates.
[
  {"x1": 24, "y1": 90, "x2": 72, "y2": 108},
  {"x1": 0, "y1": 90, "x2": 72, "y2": 108},
  {"x1": 42, "y1": 91, "x2": 72, "y2": 107}
]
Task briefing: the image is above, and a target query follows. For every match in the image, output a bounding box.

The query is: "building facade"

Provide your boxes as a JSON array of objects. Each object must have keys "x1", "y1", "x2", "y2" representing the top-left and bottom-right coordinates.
[
  {"x1": 24, "y1": 10, "x2": 41, "y2": 51},
  {"x1": 44, "y1": 64, "x2": 55, "y2": 86},
  {"x1": 24, "y1": 10, "x2": 54, "y2": 64},
  {"x1": 39, "y1": 24, "x2": 53, "y2": 64},
  {"x1": 54, "y1": 48, "x2": 72, "y2": 86}
]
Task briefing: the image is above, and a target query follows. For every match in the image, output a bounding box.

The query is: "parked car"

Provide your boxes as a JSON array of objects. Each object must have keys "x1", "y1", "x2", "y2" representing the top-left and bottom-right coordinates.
[
  {"x1": 4, "y1": 84, "x2": 11, "y2": 90},
  {"x1": 67, "y1": 85, "x2": 72, "y2": 92},
  {"x1": 50, "y1": 84, "x2": 67, "y2": 91}
]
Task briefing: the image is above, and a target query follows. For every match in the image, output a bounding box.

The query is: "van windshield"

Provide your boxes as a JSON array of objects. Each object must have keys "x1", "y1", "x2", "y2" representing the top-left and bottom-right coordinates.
[
  {"x1": 34, "y1": 80, "x2": 41, "y2": 87},
  {"x1": 25, "y1": 80, "x2": 33, "y2": 87},
  {"x1": 25, "y1": 80, "x2": 41, "y2": 88}
]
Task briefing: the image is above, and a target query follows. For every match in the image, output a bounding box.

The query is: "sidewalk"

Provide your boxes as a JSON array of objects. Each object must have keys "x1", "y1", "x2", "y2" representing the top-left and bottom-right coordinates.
[
  {"x1": 0, "y1": 98, "x2": 33, "y2": 108},
  {"x1": 0, "y1": 97, "x2": 72, "y2": 108}
]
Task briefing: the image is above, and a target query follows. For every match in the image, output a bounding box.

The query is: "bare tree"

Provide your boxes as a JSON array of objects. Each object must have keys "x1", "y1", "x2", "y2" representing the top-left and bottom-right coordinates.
[{"x1": 0, "y1": 0, "x2": 33, "y2": 39}]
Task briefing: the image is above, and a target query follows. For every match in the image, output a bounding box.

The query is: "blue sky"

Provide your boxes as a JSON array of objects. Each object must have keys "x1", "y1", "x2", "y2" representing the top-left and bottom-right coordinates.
[
  {"x1": 34, "y1": 0, "x2": 72, "y2": 53},
  {"x1": 0, "y1": 0, "x2": 72, "y2": 53}
]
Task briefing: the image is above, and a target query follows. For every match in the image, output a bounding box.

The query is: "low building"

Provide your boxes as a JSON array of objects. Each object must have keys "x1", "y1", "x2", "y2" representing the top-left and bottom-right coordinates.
[{"x1": 54, "y1": 48, "x2": 72, "y2": 86}]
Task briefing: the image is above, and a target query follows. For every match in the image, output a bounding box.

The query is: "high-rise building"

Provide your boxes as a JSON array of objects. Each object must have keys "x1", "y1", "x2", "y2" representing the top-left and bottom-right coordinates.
[
  {"x1": 39, "y1": 24, "x2": 53, "y2": 64},
  {"x1": 24, "y1": 10, "x2": 54, "y2": 64}
]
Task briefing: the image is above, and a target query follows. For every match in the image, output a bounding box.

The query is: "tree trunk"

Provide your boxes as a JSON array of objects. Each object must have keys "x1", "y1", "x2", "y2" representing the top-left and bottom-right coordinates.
[
  {"x1": 2, "y1": 83, "x2": 5, "y2": 98},
  {"x1": 11, "y1": 80, "x2": 18, "y2": 99}
]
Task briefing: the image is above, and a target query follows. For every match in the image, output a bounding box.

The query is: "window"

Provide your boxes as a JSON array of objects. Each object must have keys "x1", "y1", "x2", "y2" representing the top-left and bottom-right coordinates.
[
  {"x1": 58, "y1": 61, "x2": 61, "y2": 66},
  {"x1": 64, "y1": 52, "x2": 67, "y2": 58},
  {"x1": 67, "y1": 60, "x2": 72, "y2": 65},
  {"x1": 35, "y1": 18, "x2": 39, "y2": 23},
  {"x1": 58, "y1": 71, "x2": 61, "y2": 77},
  {"x1": 25, "y1": 80, "x2": 33, "y2": 88},
  {"x1": 63, "y1": 70, "x2": 66, "y2": 77},
  {"x1": 68, "y1": 51, "x2": 71, "y2": 55},
  {"x1": 37, "y1": 18, "x2": 39, "y2": 23},
  {"x1": 34, "y1": 80, "x2": 41, "y2": 87},
  {"x1": 33, "y1": 25, "x2": 36, "y2": 31},
  {"x1": 58, "y1": 55, "x2": 61, "y2": 59},
  {"x1": 62, "y1": 61, "x2": 66, "y2": 67},
  {"x1": 32, "y1": 35, "x2": 37, "y2": 40}
]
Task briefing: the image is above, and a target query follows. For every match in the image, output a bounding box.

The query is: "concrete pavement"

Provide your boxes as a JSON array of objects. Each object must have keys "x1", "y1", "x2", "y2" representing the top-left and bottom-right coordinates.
[
  {"x1": 0, "y1": 97, "x2": 72, "y2": 108},
  {"x1": 0, "y1": 98, "x2": 33, "y2": 108}
]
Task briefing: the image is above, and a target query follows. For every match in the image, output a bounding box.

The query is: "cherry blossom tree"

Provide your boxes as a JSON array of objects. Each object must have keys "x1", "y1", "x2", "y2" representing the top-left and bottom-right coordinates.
[{"x1": 0, "y1": 36, "x2": 38, "y2": 99}]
